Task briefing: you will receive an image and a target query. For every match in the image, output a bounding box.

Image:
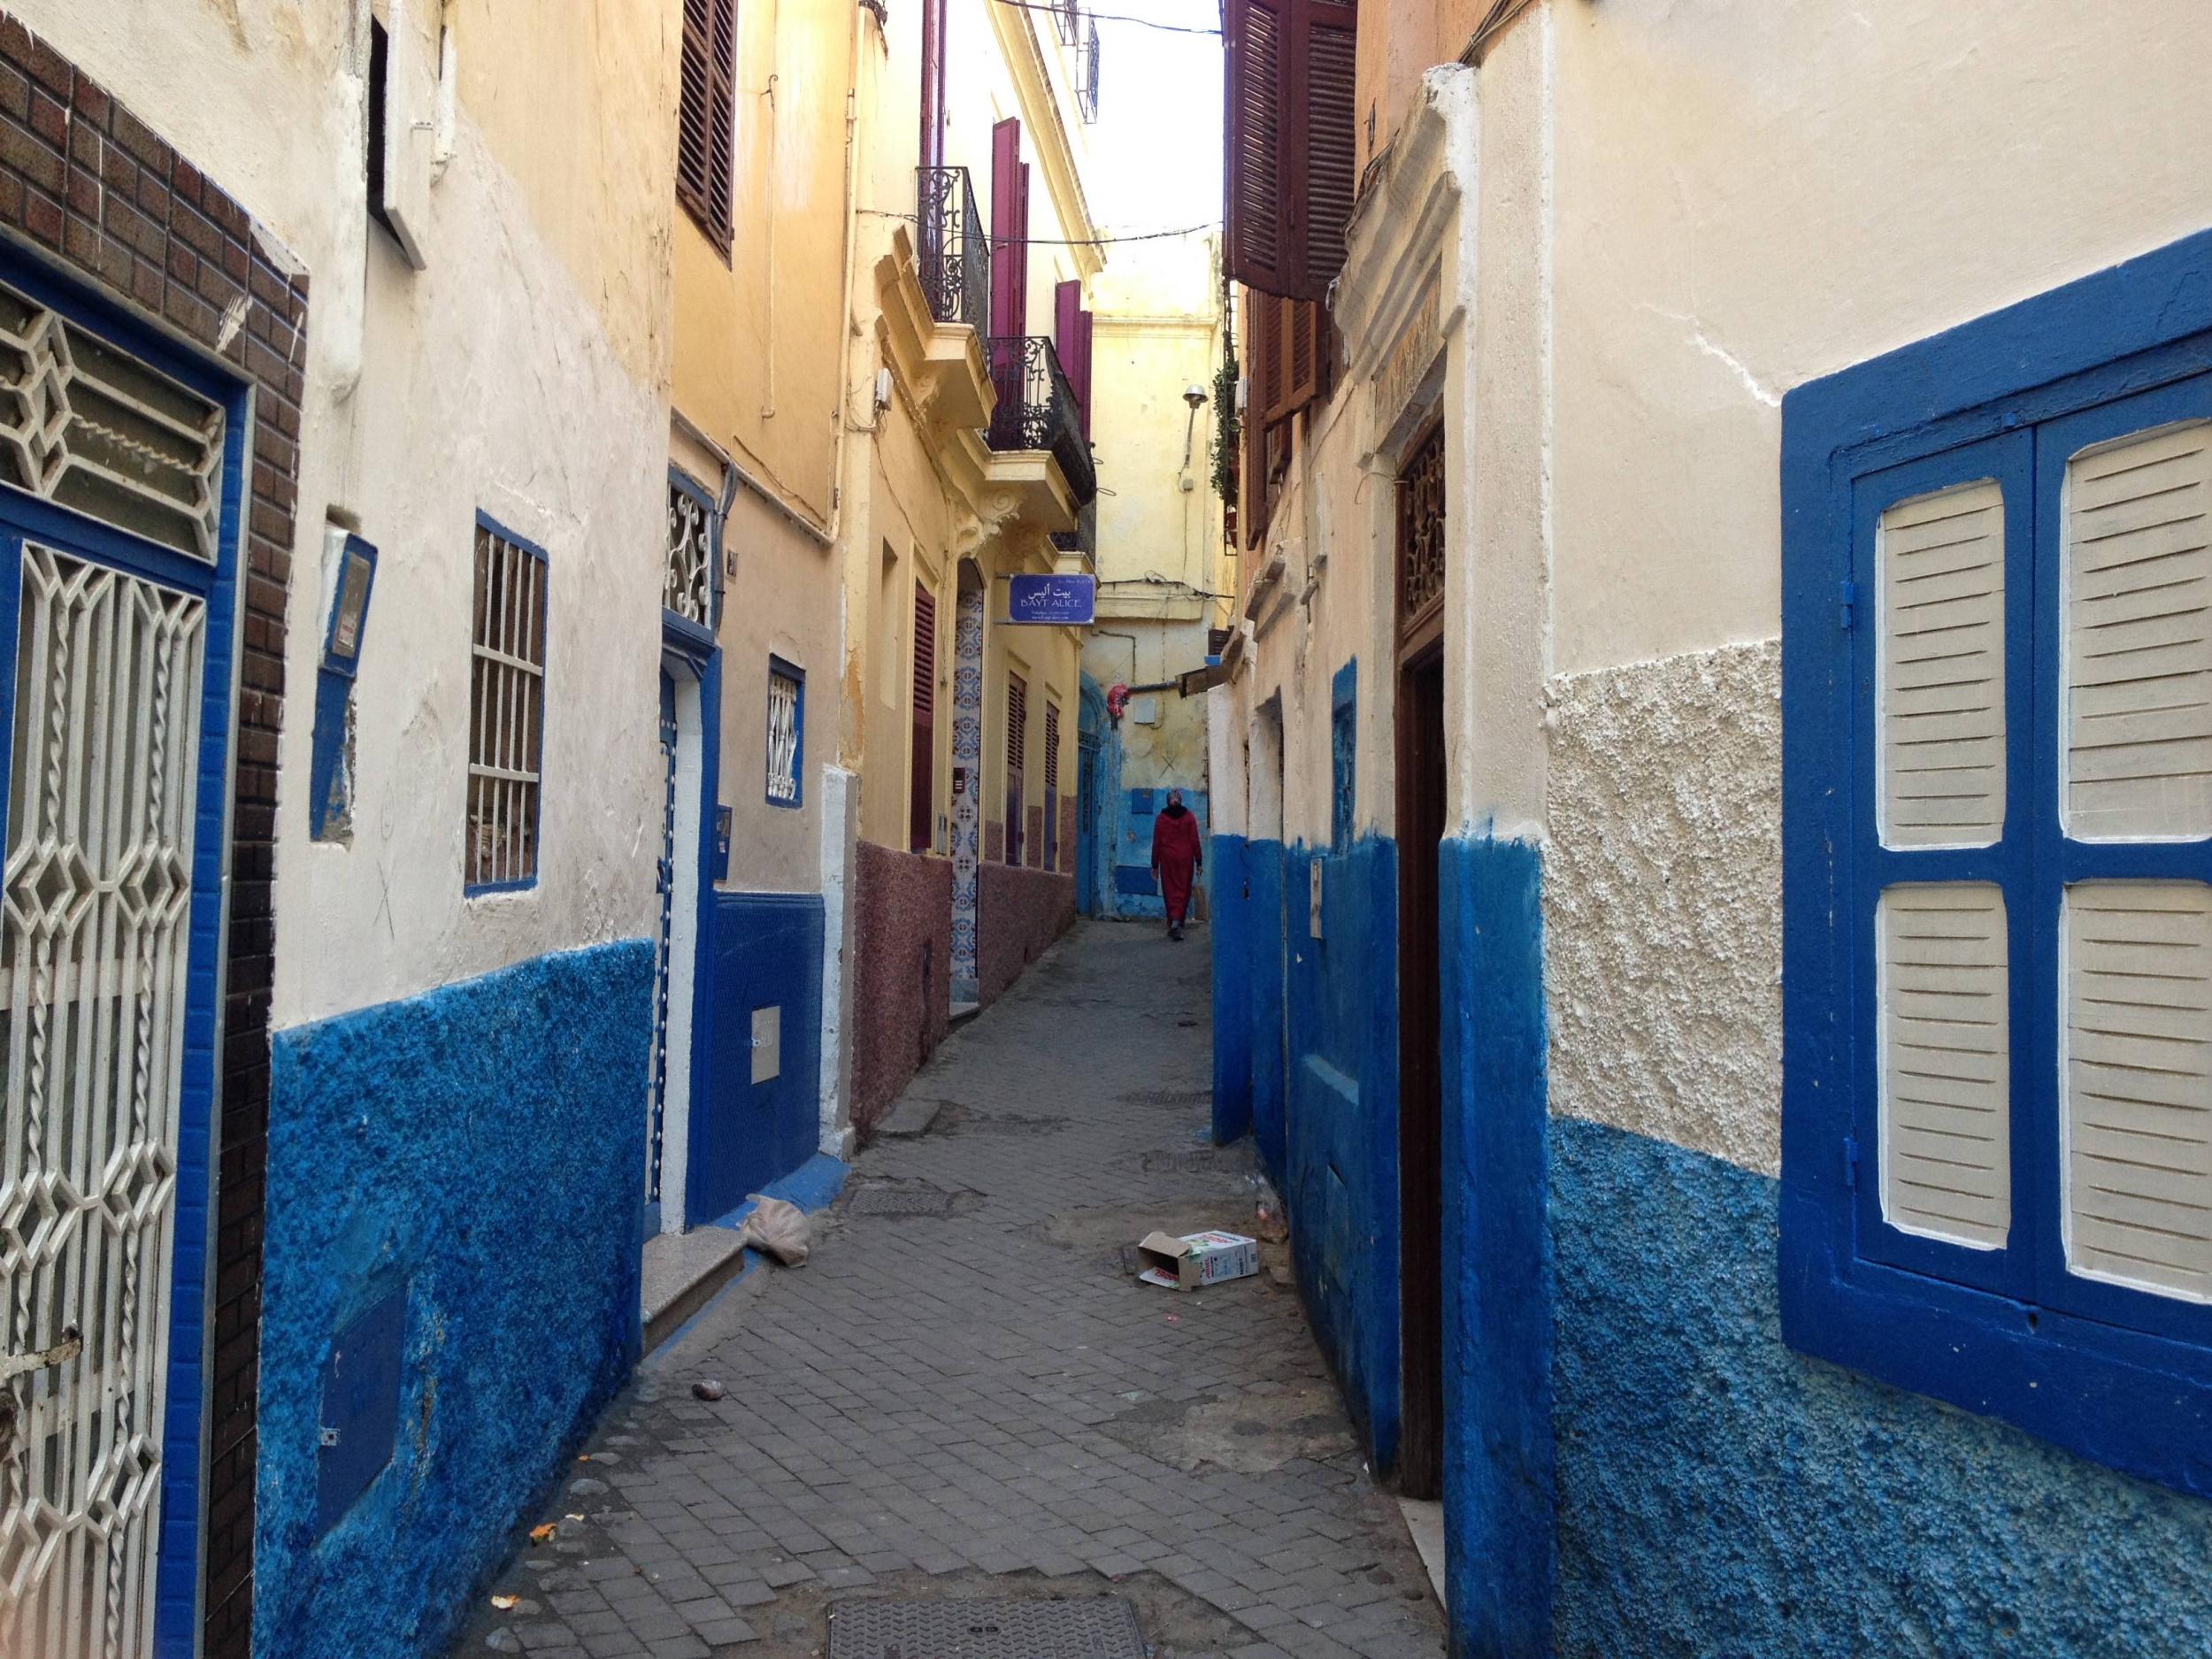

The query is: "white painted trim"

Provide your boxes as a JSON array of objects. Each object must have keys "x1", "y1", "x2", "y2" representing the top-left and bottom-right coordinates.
[
  {"x1": 818, "y1": 763, "x2": 858, "y2": 1160},
  {"x1": 658, "y1": 672, "x2": 708, "y2": 1234}
]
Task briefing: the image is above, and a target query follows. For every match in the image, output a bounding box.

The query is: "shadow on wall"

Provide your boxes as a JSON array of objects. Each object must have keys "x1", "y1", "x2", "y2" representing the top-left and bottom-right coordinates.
[
  {"x1": 253, "y1": 941, "x2": 652, "y2": 1659},
  {"x1": 850, "y1": 841, "x2": 954, "y2": 1137},
  {"x1": 978, "y1": 862, "x2": 1077, "y2": 1005}
]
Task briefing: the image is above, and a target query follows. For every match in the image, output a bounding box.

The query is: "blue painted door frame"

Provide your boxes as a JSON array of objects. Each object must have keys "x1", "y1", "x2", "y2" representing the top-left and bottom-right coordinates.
[
  {"x1": 0, "y1": 250, "x2": 250, "y2": 1654},
  {"x1": 661, "y1": 615, "x2": 721, "y2": 1230}
]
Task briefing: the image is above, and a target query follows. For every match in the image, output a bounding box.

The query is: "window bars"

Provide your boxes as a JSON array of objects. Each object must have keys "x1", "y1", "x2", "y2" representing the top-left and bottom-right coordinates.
[
  {"x1": 916, "y1": 167, "x2": 991, "y2": 329},
  {"x1": 1053, "y1": 0, "x2": 1079, "y2": 44},
  {"x1": 1397, "y1": 425, "x2": 1447, "y2": 636},
  {"x1": 767, "y1": 661, "x2": 803, "y2": 807},
  {"x1": 1076, "y1": 16, "x2": 1100, "y2": 124},
  {"x1": 665, "y1": 473, "x2": 714, "y2": 626},
  {"x1": 466, "y1": 519, "x2": 547, "y2": 890},
  {"x1": 0, "y1": 278, "x2": 226, "y2": 562}
]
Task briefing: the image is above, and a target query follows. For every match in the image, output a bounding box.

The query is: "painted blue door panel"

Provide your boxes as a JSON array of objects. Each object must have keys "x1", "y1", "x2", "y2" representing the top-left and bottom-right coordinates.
[
  {"x1": 687, "y1": 892, "x2": 826, "y2": 1223},
  {"x1": 1210, "y1": 835, "x2": 1253, "y2": 1144}
]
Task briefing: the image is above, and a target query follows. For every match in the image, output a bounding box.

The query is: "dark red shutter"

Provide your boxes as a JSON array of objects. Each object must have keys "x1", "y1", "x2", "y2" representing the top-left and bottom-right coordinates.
[
  {"x1": 990, "y1": 119, "x2": 1023, "y2": 338},
  {"x1": 1005, "y1": 673, "x2": 1028, "y2": 865},
  {"x1": 920, "y1": 0, "x2": 948, "y2": 173},
  {"x1": 677, "y1": 0, "x2": 737, "y2": 249},
  {"x1": 1073, "y1": 308, "x2": 1094, "y2": 435},
  {"x1": 1225, "y1": 0, "x2": 1356, "y2": 302},
  {"x1": 1299, "y1": 0, "x2": 1357, "y2": 293},
  {"x1": 1015, "y1": 162, "x2": 1033, "y2": 333},
  {"x1": 1225, "y1": 0, "x2": 1285, "y2": 293},
  {"x1": 910, "y1": 582, "x2": 937, "y2": 853},
  {"x1": 1055, "y1": 280, "x2": 1092, "y2": 432}
]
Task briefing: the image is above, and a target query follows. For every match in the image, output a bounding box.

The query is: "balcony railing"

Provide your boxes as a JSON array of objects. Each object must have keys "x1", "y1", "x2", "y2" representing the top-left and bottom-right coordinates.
[
  {"x1": 1052, "y1": 0, "x2": 1079, "y2": 45},
  {"x1": 987, "y1": 335, "x2": 1097, "y2": 506},
  {"x1": 1050, "y1": 497, "x2": 1097, "y2": 562},
  {"x1": 1075, "y1": 17, "x2": 1099, "y2": 123},
  {"x1": 916, "y1": 166, "x2": 988, "y2": 329}
]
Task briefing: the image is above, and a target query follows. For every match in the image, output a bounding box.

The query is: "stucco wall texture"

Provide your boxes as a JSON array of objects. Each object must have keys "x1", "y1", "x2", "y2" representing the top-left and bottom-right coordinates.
[
  {"x1": 1544, "y1": 640, "x2": 1782, "y2": 1175},
  {"x1": 851, "y1": 841, "x2": 954, "y2": 1137},
  {"x1": 1550, "y1": 1116, "x2": 2212, "y2": 1658},
  {"x1": 977, "y1": 864, "x2": 1076, "y2": 1006},
  {"x1": 254, "y1": 942, "x2": 652, "y2": 1659}
]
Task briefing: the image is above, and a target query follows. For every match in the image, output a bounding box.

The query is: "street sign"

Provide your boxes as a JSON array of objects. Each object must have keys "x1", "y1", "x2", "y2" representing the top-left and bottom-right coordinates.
[{"x1": 1007, "y1": 573, "x2": 1095, "y2": 625}]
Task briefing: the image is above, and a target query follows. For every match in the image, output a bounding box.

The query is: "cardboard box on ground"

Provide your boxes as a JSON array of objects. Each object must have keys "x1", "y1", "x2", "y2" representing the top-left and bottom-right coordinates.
[{"x1": 1136, "y1": 1230, "x2": 1259, "y2": 1291}]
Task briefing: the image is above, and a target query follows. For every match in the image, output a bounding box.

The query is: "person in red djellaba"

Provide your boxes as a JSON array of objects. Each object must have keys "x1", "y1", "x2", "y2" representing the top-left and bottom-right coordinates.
[{"x1": 1149, "y1": 787, "x2": 1202, "y2": 942}]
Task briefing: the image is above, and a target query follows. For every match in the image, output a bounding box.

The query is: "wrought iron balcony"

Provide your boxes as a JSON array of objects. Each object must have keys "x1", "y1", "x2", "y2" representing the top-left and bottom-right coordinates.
[
  {"x1": 1075, "y1": 16, "x2": 1099, "y2": 123},
  {"x1": 987, "y1": 334, "x2": 1097, "y2": 507},
  {"x1": 1050, "y1": 498, "x2": 1097, "y2": 562},
  {"x1": 916, "y1": 166, "x2": 988, "y2": 329}
]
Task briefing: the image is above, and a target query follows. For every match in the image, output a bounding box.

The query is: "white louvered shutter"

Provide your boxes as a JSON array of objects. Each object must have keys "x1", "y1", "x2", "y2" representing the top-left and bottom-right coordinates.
[
  {"x1": 1878, "y1": 480, "x2": 2008, "y2": 849},
  {"x1": 2062, "y1": 422, "x2": 2212, "y2": 842},
  {"x1": 2062, "y1": 880, "x2": 2212, "y2": 1302},
  {"x1": 1878, "y1": 883, "x2": 2011, "y2": 1249}
]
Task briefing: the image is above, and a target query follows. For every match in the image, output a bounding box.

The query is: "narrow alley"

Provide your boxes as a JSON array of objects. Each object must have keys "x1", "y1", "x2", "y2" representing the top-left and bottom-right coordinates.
[{"x1": 452, "y1": 923, "x2": 1445, "y2": 1659}]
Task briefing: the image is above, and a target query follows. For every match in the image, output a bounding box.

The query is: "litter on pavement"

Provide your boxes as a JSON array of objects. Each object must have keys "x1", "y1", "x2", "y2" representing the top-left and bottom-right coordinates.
[{"x1": 1135, "y1": 1229, "x2": 1259, "y2": 1291}]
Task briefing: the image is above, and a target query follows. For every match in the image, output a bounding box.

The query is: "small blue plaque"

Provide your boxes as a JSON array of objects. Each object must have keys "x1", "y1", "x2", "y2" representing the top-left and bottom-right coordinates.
[{"x1": 1007, "y1": 574, "x2": 1095, "y2": 626}]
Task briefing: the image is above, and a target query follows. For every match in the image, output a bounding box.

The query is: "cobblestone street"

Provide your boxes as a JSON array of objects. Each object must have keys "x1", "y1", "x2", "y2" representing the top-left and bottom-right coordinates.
[{"x1": 452, "y1": 920, "x2": 1445, "y2": 1659}]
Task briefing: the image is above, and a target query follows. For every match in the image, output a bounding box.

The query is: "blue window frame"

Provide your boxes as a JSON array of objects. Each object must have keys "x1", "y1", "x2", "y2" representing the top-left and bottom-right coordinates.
[
  {"x1": 1781, "y1": 227, "x2": 2212, "y2": 1496},
  {"x1": 767, "y1": 655, "x2": 804, "y2": 808},
  {"x1": 0, "y1": 249, "x2": 250, "y2": 1650}
]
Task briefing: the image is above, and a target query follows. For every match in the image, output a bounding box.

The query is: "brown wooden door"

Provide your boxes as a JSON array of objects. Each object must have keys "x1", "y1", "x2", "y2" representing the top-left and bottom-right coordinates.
[{"x1": 1396, "y1": 643, "x2": 1447, "y2": 1499}]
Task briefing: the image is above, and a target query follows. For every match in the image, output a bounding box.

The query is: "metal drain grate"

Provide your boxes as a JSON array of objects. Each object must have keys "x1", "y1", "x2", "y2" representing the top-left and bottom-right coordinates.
[
  {"x1": 828, "y1": 1598, "x2": 1146, "y2": 1659},
  {"x1": 1141, "y1": 1148, "x2": 1248, "y2": 1173},
  {"x1": 848, "y1": 1184, "x2": 962, "y2": 1217},
  {"x1": 1120, "y1": 1087, "x2": 1210, "y2": 1106}
]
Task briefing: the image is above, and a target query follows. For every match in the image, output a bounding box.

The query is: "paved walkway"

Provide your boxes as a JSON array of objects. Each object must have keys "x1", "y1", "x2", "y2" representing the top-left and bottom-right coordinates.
[{"x1": 453, "y1": 920, "x2": 1445, "y2": 1659}]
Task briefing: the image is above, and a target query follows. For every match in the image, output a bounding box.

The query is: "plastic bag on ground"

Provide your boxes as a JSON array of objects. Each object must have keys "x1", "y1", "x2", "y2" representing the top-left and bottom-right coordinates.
[{"x1": 738, "y1": 1194, "x2": 810, "y2": 1265}]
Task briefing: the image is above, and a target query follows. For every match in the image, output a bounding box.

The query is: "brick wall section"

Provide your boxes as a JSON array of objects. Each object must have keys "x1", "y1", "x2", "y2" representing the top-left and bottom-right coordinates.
[
  {"x1": 850, "y1": 841, "x2": 954, "y2": 1138},
  {"x1": 0, "y1": 16, "x2": 304, "y2": 1655},
  {"x1": 978, "y1": 863, "x2": 1076, "y2": 1007}
]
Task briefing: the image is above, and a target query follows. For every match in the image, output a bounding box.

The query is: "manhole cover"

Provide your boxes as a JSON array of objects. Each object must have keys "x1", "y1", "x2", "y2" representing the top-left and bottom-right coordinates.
[
  {"x1": 828, "y1": 1598, "x2": 1146, "y2": 1659},
  {"x1": 848, "y1": 1184, "x2": 962, "y2": 1216},
  {"x1": 1120, "y1": 1087, "x2": 1210, "y2": 1106},
  {"x1": 1141, "y1": 1148, "x2": 1248, "y2": 1173}
]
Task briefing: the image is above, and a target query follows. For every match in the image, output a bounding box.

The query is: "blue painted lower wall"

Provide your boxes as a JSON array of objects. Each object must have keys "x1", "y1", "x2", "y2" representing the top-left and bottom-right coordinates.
[
  {"x1": 253, "y1": 941, "x2": 653, "y2": 1659},
  {"x1": 1285, "y1": 837, "x2": 1402, "y2": 1471},
  {"x1": 1551, "y1": 1116, "x2": 2212, "y2": 1657},
  {"x1": 1210, "y1": 833, "x2": 1252, "y2": 1146},
  {"x1": 1213, "y1": 831, "x2": 1402, "y2": 1473},
  {"x1": 1438, "y1": 833, "x2": 1553, "y2": 1659},
  {"x1": 687, "y1": 890, "x2": 825, "y2": 1223}
]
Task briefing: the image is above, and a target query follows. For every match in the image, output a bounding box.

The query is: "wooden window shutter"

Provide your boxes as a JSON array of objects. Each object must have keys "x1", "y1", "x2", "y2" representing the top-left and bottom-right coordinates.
[
  {"x1": 991, "y1": 119, "x2": 1025, "y2": 337},
  {"x1": 1055, "y1": 280, "x2": 1094, "y2": 433},
  {"x1": 678, "y1": 0, "x2": 737, "y2": 249},
  {"x1": 1225, "y1": 0, "x2": 1357, "y2": 301},
  {"x1": 910, "y1": 582, "x2": 937, "y2": 853},
  {"x1": 1015, "y1": 162, "x2": 1033, "y2": 332},
  {"x1": 920, "y1": 0, "x2": 948, "y2": 173},
  {"x1": 1286, "y1": 297, "x2": 1318, "y2": 410}
]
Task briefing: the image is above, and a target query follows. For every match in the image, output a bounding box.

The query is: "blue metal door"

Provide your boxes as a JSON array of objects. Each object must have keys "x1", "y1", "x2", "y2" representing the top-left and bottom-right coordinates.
[{"x1": 1076, "y1": 732, "x2": 1101, "y2": 913}]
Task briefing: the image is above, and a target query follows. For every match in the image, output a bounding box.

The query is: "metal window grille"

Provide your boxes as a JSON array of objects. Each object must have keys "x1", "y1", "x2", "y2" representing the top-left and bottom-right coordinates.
[
  {"x1": 2, "y1": 544, "x2": 205, "y2": 1659},
  {"x1": 466, "y1": 520, "x2": 547, "y2": 889},
  {"x1": 0, "y1": 279, "x2": 226, "y2": 563},
  {"x1": 1075, "y1": 16, "x2": 1100, "y2": 123},
  {"x1": 1397, "y1": 424, "x2": 1447, "y2": 634},
  {"x1": 1053, "y1": 0, "x2": 1079, "y2": 44},
  {"x1": 664, "y1": 473, "x2": 714, "y2": 626},
  {"x1": 767, "y1": 662, "x2": 803, "y2": 807}
]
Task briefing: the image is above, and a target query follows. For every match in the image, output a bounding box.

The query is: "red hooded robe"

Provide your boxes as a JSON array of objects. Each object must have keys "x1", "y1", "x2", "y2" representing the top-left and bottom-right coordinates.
[{"x1": 1150, "y1": 803, "x2": 1202, "y2": 926}]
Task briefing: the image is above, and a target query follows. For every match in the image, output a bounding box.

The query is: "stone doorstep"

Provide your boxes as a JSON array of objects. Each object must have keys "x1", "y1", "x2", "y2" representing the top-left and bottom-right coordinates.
[
  {"x1": 950, "y1": 999, "x2": 982, "y2": 1028},
  {"x1": 876, "y1": 1096, "x2": 945, "y2": 1139},
  {"x1": 1395, "y1": 1498, "x2": 1446, "y2": 1611},
  {"x1": 641, "y1": 1225, "x2": 751, "y2": 1354}
]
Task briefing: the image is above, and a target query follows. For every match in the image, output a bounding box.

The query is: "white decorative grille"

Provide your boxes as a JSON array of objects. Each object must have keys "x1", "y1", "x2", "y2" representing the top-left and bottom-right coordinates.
[
  {"x1": 767, "y1": 667, "x2": 802, "y2": 806},
  {"x1": 664, "y1": 479, "x2": 712, "y2": 626},
  {"x1": 1, "y1": 545, "x2": 204, "y2": 1659},
  {"x1": 467, "y1": 523, "x2": 547, "y2": 888},
  {"x1": 0, "y1": 284, "x2": 226, "y2": 563}
]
